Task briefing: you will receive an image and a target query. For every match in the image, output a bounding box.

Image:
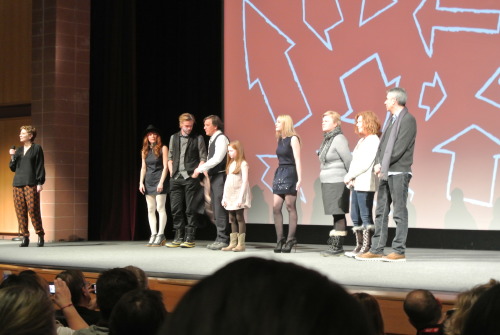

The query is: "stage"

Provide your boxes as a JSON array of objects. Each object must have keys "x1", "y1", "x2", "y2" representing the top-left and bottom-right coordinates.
[{"x1": 1, "y1": 239, "x2": 499, "y2": 294}]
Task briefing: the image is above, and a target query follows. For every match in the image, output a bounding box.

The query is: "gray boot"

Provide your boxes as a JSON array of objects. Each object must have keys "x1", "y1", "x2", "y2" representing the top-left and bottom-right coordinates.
[{"x1": 320, "y1": 231, "x2": 346, "y2": 257}]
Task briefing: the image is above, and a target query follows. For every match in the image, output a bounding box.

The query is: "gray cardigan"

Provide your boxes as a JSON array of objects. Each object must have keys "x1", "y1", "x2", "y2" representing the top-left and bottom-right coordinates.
[{"x1": 319, "y1": 134, "x2": 352, "y2": 183}]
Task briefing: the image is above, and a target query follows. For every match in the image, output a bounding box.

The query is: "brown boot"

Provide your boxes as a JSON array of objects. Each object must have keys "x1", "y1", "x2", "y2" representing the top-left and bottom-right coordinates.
[
  {"x1": 345, "y1": 226, "x2": 364, "y2": 258},
  {"x1": 222, "y1": 233, "x2": 238, "y2": 251},
  {"x1": 359, "y1": 225, "x2": 374, "y2": 254},
  {"x1": 233, "y1": 233, "x2": 246, "y2": 252}
]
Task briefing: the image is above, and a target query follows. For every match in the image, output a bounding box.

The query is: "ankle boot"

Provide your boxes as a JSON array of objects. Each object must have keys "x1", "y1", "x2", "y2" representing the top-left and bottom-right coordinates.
[
  {"x1": 19, "y1": 236, "x2": 29, "y2": 247},
  {"x1": 37, "y1": 234, "x2": 45, "y2": 247},
  {"x1": 233, "y1": 233, "x2": 246, "y2": 252},
  {"x1": 345, "y1": 227, "x2": 363, "y2": 258},
  {"x1": 151, "y1": 234, "x2": 166, "y2": 247},
  {"x1": 359, "y1": 225, "x2": 374, "y2": 254},
  {"x1": 180, "y1": 227, "x2": 196, "y2": 248},
  {"x1": 222, "y1": 233, "x2": 238, "y2": 251},
  {"x1": 145, "y1": 234, "x2": 156, "y2": 246}
]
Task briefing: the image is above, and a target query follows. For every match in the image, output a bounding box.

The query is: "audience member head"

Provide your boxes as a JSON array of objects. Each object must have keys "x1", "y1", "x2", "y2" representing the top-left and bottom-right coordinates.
[
  {"x1": 404, "y1": 289, "x2": 442, "y2": 331},
  {"x1": 163, "y1": 257, "x2": 375, "y2": 335},
  {"x1": 445, "y1": 279, "x2": 498, "y2": 335},
  {"x1": 96, "y1": 268, "x2": 140, "y2": 322},
  {"x1": 109, "y1": 289, "x2": 167, "y2": 335},
  {"x1": 352, "y1": 292, "x2": 385, "y2": 335},
  {"x1": 0, "y1": 285, "x2": 56, "y2": 335},
  {"x1": 461, "y1": 282, "x2": 500, "y2": 335},
  {"x1": 0, "y1": 270, "x2": 49, "y2": 294},
  {"x1": 124, "y1": 265, "x2": 149, "y2": 289},
  {"x1": 56, "y1": 269, "x2": 91, "y2": 306}
]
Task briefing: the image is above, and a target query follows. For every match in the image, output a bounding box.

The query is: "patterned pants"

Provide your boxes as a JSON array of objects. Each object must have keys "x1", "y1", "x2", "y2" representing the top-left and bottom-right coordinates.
[{"x1": 13, "y1": 186, "x2": 44, "y2": 237}]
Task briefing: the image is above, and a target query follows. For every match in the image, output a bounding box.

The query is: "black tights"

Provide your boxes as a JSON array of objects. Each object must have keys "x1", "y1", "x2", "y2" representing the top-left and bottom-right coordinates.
[
  {"x1": 273, "y1": 193, "x2": 298, "y2": 242},
  {"x1": 228, "y1": 209, "x2": 246, "y2": 234},
  {"x1": 333, "y1": 214, "x2": 346, "y2": 232}
]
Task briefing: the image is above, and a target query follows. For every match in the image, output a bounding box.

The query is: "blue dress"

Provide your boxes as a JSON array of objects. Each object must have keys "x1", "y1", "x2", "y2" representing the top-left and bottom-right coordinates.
[
  {"x1": 145, "y1": 146, "x2": 168, "y2": 195},
  {"x1": 272, "y1": 136, "x2": 298, "y2": 195}
]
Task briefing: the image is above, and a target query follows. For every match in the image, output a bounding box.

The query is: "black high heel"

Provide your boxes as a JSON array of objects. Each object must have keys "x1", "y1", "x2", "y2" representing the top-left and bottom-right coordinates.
[
  {"x1": 274, "y1": 238, "x2": 286, "y2": 253},
  {"x1": 281, "y1": 238, "x2": 297, "y2": 253},
  {"x1": 19, "y1": 236, "x2": 29, "y2": 247}
]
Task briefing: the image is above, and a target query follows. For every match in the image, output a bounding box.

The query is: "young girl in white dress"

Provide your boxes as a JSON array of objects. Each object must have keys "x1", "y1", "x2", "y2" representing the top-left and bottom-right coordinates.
[{"x1": 221, "y1": 140, "x2": 251, "y2": 251}]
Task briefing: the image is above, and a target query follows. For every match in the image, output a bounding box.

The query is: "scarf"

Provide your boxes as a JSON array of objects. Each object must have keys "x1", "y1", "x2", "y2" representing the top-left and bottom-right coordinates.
[
  {"x1": 318, "y1": 126, "x2": 342, "y2": 163},
  {"x1": 380, "y1": 107, "x2": 408, "y2": 180}
]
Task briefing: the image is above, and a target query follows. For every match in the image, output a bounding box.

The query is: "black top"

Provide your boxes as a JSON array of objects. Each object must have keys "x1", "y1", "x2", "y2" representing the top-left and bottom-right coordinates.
[
  {"x1": 276, "y1": 136, "x2": 296, "y2": 166},
  {"x1": 9, "y1": 143, "x2": 46, "y2": 187}
]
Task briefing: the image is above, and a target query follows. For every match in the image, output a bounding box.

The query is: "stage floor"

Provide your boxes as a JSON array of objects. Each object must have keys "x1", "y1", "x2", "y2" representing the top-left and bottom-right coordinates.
[{"x1": 1, "y1": 239, "x2": 499, "y2": 293}]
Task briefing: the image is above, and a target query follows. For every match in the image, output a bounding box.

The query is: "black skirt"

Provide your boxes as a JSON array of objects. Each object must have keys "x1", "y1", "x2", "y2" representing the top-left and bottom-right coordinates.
[{"x1": 272, "y1": 165, "x2": 298, "y2": 195}]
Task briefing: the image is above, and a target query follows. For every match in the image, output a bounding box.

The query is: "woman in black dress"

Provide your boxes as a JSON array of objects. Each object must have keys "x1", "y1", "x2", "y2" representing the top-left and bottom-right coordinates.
[
  {"x1": 139, "y1": 125, "x2": 169, "y2": 246},
  {"x1": 9, "y1": 125, "x2": 46, "y2": 247},
  {"x1": 272, "y1": 115, "x2": 302, "y2": 253}
]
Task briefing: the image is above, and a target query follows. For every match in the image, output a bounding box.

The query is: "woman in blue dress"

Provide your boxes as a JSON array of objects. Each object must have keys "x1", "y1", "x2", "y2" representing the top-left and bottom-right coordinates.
[
  {"x1": 139, "y1": 125, "x2": 169, "y2": 246},
  {"x1": 272, "y1": 115, "x2": 302, "y2": 253}
]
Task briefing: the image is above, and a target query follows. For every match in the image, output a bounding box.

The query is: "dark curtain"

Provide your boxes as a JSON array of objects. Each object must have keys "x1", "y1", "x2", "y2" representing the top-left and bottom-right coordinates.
[
  {"x1": 89, "y1": 0, "x2": 138, "y2": 240},
  {"x1": 89, "y1": 0, "x2": 222, "y2": 241}
]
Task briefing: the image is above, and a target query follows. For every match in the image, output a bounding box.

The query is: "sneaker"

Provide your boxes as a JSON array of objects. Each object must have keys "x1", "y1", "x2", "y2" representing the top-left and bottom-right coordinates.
[
  {"x1": 180, "y1": 241, "x2": 195, "y2": 248},
  {"x1": 207, "y1": 242, "x2": 228, "y2": 250},
  {"x1": 382, "y1": 252, "x2": 406, "y2": 262},
  {"x1": 166, "y1": 241, "x2": 182, "y2": 248},
  {"x1": 355, "y1": 252, "x2": 384, "y2": 261},
  {"x1": 344, "y1": 251, "x2": 359, "y2": 258}
]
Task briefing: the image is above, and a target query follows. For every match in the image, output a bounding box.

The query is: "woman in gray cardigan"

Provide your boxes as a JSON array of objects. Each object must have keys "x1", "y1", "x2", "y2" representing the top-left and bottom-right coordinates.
[{"x1": 318, "y1": 111, "x2": 352, "y2": 256}]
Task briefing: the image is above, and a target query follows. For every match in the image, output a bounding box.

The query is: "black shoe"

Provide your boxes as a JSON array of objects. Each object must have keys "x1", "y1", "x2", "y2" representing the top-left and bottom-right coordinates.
[
  {"x1": 37, "y1": 235, "x2": 45, "y2": 247},
  {"x1": 167, "y1": 229, "x2": 185, "y2": 248},
  {"x1": 274, "y1": 238, "x2": 286, "y2": 253},
  {"x1": 281, "y1": 238, "x2": 297, "y2": 253},
  {"x1": 19, "y1": 236, "x2": 29, "y2": 247}
]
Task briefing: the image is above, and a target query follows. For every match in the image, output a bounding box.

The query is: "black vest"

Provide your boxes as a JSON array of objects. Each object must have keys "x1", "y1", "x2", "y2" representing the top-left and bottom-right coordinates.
[
  {"x1": 171, "y1": 132, "x2": 203, "y2": 176},
  {"x1": 207, "y1": 132, "x2": 228, "y2": 176}
]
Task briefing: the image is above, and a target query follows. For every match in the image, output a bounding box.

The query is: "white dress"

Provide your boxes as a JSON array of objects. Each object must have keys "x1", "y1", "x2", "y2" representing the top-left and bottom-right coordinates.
[{"x1": 222, "y1": 161, "x2": 252, "y2": 210}]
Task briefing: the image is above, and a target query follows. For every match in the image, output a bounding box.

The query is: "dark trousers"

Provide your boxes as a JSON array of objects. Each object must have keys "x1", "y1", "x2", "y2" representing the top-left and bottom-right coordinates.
[
  {"x1": 370, "y1": 173, "x2": 412, "y2": 255},
  {"x1": 350, "y1": 190, "x2": 375, "y2": 228},
  {"x1": 13, "y1": 186, "x2": 44, "y2": 237},
  {"x1": 170, "y1": 177, "x2": 202, "y2": 230},
  {"x1": 209, "y1": 173, "x2": 229, "y2": 243}
]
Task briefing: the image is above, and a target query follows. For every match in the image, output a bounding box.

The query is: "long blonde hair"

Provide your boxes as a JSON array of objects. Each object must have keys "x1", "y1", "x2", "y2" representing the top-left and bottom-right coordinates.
[
  {"x1": 275, "y1": 115, "x2": 300, "y2": 142},
  {"x1": 226, "y1": 140, "x2": 246, "y2": 174}
]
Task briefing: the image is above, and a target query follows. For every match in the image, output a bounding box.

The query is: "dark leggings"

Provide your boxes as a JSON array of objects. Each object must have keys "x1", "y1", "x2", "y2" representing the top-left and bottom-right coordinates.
[
  {"x1": 333, "y1": 214, "x2": 346, "y2": 232},
  {"x1": 229, "y1": 209, "x2": 246, "y2": 234}
]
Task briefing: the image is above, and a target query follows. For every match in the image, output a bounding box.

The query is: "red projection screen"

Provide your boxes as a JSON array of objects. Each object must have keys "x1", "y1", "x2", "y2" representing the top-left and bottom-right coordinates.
[{"x1": 224, "y1": 0, "x2": 500, "y2": 230}]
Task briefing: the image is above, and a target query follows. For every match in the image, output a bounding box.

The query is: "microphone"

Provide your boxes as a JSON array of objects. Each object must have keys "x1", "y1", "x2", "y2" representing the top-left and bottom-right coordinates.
[{"x1": 10, "y1": 145, "x2": 15, "y2": 161}]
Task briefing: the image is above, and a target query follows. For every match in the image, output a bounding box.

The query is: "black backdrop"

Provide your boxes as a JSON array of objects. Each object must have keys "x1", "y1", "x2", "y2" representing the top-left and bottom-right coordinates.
[{"x1": 89, "y1": 0, "x2": 222, "y2": 241}]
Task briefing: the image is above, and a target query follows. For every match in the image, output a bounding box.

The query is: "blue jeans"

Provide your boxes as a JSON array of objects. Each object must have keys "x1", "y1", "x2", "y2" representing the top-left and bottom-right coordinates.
[
  {"x1": 370, "y1": 173, "x2": 412, "y2": 255},
  {"x1": 350, "y1": 190, "x2": 375, "y2": 228}
]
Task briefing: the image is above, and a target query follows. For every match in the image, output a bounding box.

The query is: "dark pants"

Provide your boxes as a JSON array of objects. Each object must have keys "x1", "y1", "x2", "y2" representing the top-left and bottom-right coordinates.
[
  {"x1": 13, "y1": 186, "x2": 44, "y2": 237},
  {"x1": 209, "y1": 173, "x2": 229, "y2": 243},
  {"x1": 370, "y1": 173, "x2": 412, "y2": 255},
  {"x1": 350, "y1": 190, "x2": 375, "y2": 228},
  {"x1": 170, "y1": 177, "x2": 202, "y2": 230}
]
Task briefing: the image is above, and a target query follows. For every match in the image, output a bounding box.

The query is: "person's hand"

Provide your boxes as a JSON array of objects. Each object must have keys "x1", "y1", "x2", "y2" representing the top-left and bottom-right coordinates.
[
  {"x1": 192, "y1": 169, "x2": 200, "y2": 178},
  {"x1": 221, "y1": 200, "x2": 227, "y2": 207},
  {"x1": 9, "y1": 149, "x2": 15, "y2": 155},
  {"x1": 157, "y1": 184, "x2": 163, "y2": 193},
  {"x1": 296, "y1": 180, "x2": 302, "y2": 191},
  {"x1": 139, "y1": 183, "x2": 145, "y2": 194},
  {"x1": 37, "y1": 185, "x2": 43, "y2": 193},
  {"x1": 373, "y1": 164, "x2": 381, "y2": 175},
  {"x1": 54, "y1": 278, "x2": 72, "y2": 309}
]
